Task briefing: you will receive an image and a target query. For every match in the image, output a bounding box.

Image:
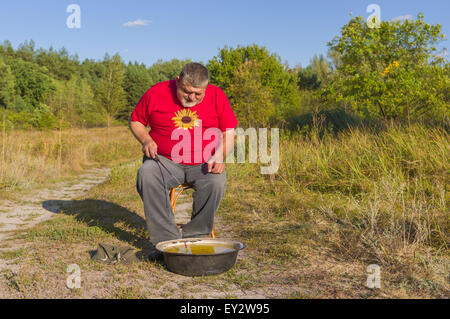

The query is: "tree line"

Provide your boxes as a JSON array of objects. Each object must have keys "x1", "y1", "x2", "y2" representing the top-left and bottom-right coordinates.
[
  {"x1": 0, "y1": 41, "x2": 191, "y2": 129},
  {"x1": 0, "y1": 13, "x2": 448, "y2": 130}
]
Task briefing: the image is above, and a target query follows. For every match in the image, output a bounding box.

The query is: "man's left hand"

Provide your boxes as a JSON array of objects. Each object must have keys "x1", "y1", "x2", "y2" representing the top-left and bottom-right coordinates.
[{"x1": 207, "y1": 158, "x2": 225, "y2": 174}]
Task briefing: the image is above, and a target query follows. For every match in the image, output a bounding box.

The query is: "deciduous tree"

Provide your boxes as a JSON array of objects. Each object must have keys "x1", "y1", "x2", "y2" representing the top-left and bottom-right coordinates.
[
  {"x1": 322, "y1": 13, "x2": 448, "y2": 121},
  {"x1": 95, "y1": 54, "x2": 127, "y2": 127},
  {"x1": 228, "y1": 60, "x2": 274, "y2": 127}
]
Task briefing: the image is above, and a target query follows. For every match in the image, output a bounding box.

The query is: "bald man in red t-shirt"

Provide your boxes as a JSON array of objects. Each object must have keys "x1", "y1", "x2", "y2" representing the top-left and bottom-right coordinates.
[{"x1": 129, "y1": 63, "x2": 238, "y2": 258}]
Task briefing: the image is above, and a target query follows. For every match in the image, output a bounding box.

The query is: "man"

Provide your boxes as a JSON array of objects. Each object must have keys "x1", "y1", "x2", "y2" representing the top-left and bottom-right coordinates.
[{"x1": 129, "y1": 63, "x2": 238, "y2": 258}]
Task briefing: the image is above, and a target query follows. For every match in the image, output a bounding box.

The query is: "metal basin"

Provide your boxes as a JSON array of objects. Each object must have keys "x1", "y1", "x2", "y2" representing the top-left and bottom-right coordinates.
[{"x1": 156, "y1": 238, "x2": 246, "y2": 277}]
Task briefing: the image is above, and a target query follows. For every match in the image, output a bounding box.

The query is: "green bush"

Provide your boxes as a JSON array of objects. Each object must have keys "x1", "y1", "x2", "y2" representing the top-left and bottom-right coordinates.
[{"x1": 30, "y1": 104, "x2": 58, "y2": 129}]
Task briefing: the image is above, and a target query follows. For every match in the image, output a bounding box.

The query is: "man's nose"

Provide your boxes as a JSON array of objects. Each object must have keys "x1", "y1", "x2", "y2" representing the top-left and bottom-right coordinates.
[{"x1": 188, "y1": 93, "x2": 196, "y2": 100}]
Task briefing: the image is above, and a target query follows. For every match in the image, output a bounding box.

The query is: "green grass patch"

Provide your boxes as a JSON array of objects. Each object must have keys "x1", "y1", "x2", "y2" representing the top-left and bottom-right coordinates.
[
  {"x1": 24, "y1": 216, "x2": 112, "y2": 243},
  {"x1": 0, "y1": 248, "x2": 27, "y2": 260}
]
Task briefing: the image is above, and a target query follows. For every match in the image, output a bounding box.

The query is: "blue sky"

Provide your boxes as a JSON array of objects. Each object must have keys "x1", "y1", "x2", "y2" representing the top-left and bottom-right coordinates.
[{"x1": 0, "y1": 0, "x2": 448, "y2": 68}]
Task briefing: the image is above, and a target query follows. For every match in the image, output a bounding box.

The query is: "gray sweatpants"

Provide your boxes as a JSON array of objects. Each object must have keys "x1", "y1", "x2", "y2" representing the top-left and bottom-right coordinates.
[{"x1": 136, "y1": 155, "x2": 226, "y2": 245}]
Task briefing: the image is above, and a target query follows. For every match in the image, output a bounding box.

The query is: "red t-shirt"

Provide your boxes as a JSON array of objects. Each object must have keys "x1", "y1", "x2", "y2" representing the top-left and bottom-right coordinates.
[{"x1": 131, "y1": 80, "x2": 238, "y2": 165}]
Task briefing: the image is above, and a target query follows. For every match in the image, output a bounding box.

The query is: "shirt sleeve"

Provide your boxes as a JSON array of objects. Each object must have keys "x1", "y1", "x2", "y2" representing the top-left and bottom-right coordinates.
[
  {"x1": 130, "y1": 90, "x2": 151, "y2": 126},
  {"x1": 215, "y1": 87, "x2": 238, "y2": 132}
]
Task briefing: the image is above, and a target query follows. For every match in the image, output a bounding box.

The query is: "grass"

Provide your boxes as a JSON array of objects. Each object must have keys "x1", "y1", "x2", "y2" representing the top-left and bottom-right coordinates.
[
  {"x1": 0, "y1": 126, "x2": 142, "y2": 200},
  {"x1": 219, "y1": 123, "x2": 449, "y2": 297},
  {"x1": 25, "y1": 217, "x2": 112, "y2": 243},
  {"x1": 279, "y1": 124, "x2": 449, "y2": 255},
  {"x1": 0, "y1": 124, "x2": 448, "y2": 298},
  {"x1": 0, "y1": 248, "x2": 26, "y2": 260}
]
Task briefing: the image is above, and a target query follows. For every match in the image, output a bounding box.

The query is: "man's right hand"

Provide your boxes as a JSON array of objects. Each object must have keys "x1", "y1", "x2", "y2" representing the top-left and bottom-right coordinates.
[{"x1": 142, "y1": 140, "x2": 158, "y2": 159}]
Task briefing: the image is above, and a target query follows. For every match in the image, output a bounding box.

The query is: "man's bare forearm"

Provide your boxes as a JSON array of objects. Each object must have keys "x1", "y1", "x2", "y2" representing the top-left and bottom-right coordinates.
[{"x1": 129, "y1": 120, "x2": 153, "y2": 146}]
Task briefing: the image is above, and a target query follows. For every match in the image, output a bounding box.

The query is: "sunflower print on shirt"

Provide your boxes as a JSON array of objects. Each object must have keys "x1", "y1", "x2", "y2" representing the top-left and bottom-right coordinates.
[{"x1": 172, "y1": 109, "x2": 200, "y2": 130}]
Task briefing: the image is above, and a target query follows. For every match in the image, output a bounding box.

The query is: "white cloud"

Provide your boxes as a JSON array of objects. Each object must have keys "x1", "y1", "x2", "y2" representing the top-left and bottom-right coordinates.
[
  {"x1": 391, "y1": 14, "x2": 414, "y2": 22},
  {"x1": 123, "y1": 19, "x2": 151, "y2": 27}
]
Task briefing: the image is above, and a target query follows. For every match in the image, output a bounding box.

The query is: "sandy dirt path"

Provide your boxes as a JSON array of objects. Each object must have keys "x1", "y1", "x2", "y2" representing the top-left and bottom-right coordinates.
[{"x1": 0, "y1": 168, "x2": 111, "y2": 242}]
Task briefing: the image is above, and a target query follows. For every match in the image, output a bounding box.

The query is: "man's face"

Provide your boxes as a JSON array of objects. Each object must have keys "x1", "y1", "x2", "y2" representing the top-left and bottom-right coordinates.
[{"x1": 176, "y1": 76, "x2": 208, "y2": 108}]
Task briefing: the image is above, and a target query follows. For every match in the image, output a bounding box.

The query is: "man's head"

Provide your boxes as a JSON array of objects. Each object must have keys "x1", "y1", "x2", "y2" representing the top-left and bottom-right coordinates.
[{"x1": 175, "y1": 63, "x2": 210, "y2": 108}]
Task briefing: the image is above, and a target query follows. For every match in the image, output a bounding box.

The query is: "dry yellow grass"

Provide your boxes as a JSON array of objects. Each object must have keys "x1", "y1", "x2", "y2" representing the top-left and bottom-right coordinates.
[
  {"x1": 0, "y1": 126, "x2": 141, "y2": 199},
  {"x1": 0, "y1": 124, "x2": 448, "y2": 298},
  {"x1": 220, "y1": 123, "x2": 449, "y2": 297}
]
